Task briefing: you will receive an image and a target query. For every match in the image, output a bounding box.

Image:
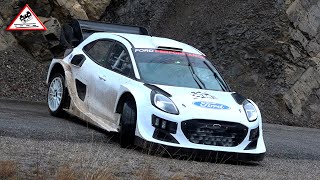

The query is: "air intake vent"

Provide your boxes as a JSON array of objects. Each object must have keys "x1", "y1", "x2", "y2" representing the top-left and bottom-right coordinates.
[
  {"x1": 157, "y1": 46, "x2": 183, "y2": 52},
  {"x1": 181, "y1": 120, "x2": 248, "y2": 147}
]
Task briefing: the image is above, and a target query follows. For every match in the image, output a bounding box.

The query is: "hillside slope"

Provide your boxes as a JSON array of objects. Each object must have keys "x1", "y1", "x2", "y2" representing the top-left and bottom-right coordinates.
[
  {"x1": 0, "y1": 0, "x2": 319, "y2": 127},
  {"x1": 101, "y1": 0, "x2": 320, "y2": 127}
]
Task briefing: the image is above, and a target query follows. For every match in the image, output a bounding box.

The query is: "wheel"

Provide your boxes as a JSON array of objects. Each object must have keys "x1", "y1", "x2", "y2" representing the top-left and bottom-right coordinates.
[
  {"x1": 119, "y1": 100, "x2": 137, "y2": 148},
  {"x1": 47, "y1": 73, "x2": 66, "y2": 117}
]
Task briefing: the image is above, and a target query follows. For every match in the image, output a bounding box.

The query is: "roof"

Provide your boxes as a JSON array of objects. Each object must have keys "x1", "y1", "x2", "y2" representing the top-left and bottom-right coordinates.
[{"x1": 113, "y1": 33, "x2": 204, "y2": 55}]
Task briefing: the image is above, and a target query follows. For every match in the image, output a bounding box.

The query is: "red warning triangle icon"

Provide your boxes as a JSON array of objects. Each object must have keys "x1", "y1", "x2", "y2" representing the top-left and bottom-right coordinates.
[{"x1": 6, "y1": 4, "x2": 47, "y2": 31}]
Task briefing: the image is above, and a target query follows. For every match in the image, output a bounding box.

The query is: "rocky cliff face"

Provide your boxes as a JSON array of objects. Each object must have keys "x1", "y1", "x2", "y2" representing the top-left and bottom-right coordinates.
[
  {"x1": 284, "y1": 0, "x2": 320, "y2": 125},
  {"x1": 100, "y1": 0, "x2": 320, "y2": 127},
  {"x1": 0, "y1": 0, "x2": 319, "y2": 127}
]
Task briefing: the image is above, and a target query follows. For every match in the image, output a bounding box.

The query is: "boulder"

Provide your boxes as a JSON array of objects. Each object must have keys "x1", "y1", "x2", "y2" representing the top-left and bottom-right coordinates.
[
  {"x1": 54, "y1": 0, "x2": 88, "y2": 20},
  {"x1": 78, "y1": 0, "x2": 112, "y2": 20},
  {"x1": 52, "y1": 0, "x2": 112, "y2": 20},
  {"x1": 42, "y1": 17, "x2": 61, "y2": 50}
]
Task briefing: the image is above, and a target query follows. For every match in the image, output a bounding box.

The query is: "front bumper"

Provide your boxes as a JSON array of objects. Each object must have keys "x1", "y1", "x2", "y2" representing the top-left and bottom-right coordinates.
[
  {"x1": 135, "y1": 136, "x2": 265, "y2": 162},
  {"x1": 135, "y1": 106, "x2": 266, "y2": 157}
]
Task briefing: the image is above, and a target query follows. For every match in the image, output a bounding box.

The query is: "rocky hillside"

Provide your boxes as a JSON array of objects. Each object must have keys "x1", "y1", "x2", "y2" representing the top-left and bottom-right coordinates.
[{"x1": 0, "y1": 0, "x2": 319, "y2": 128}]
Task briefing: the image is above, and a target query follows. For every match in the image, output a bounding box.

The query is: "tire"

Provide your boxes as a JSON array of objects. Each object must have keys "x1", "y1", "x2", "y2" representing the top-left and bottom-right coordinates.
[
  {"x1": 47, "y1": 73, "x2": 67, "y2": 117},
  {"x1": 119, "y1": 100, "x2": 137, "y2": 148}
]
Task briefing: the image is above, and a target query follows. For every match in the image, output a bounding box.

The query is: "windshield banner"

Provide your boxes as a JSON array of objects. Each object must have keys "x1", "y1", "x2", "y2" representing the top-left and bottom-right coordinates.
[{"x1": 134, "y1": 48, "x2": 205, "y2": 59}]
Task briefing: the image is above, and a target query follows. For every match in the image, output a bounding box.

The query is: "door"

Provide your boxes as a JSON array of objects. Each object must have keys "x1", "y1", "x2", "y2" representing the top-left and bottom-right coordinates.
[
  {"x1": 102, "y1": 42, "x2": 135, "y2": 123},
  {"x1": 80, "y1": 39, "x2": 115, "y2": 119}
]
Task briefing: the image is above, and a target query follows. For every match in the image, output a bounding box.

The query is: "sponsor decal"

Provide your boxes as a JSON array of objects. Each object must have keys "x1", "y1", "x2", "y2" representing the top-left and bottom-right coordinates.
[
  {"x1": 134, "y1": 48, "x2": 205, "y2": 59},
  {"x1": 193, "y1": 101, "x2": 230, "y2": 110},
  {"x1": 135, "y1": 48, "x2": 155, "y2": 53},
  {"x1": 191, "y1": 92, "x2": 216, "y2": 99},
  {"x1": 154, "y1": 49, "x2": 185, "y2": 55},
  {"x1": 6, "y1": 4, "x2": 47, "y2": 31}
]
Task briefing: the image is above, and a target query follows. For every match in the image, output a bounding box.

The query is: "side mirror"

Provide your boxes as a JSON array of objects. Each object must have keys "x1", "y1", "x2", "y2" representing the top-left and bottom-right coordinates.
[{"x1": 71, "y1": 54, "x2": 86, "y2": 67}]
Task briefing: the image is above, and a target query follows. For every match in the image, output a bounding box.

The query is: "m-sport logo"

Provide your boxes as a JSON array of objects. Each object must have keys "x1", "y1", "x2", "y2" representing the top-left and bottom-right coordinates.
[{"x1": 193, "y1": 101, "x2": 230, "y2": 110}]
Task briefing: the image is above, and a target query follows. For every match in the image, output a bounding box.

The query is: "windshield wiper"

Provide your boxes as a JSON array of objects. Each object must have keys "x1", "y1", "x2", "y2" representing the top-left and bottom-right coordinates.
[
  {"x1": 185, "y1": 54, "x2": 206, "y2": 89},
  {"x1": 203, "y1": 61, "x2": 229, "y2": 91}
]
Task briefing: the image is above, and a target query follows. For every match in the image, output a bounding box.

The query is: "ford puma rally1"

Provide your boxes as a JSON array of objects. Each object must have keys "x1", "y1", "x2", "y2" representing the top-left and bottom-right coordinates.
[{"x1": 46, "y1": 20, "x2": 266, "y2": 161}]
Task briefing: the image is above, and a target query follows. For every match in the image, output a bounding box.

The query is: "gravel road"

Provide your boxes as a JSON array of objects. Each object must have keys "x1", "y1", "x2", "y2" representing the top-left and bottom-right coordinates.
[{"x1": 0, "y1": 99, "x2": 320, "y2": 179}]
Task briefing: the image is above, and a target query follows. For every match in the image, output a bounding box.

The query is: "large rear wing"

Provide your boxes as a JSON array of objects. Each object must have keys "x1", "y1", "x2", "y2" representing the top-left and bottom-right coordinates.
[
  {"x1": 67, "y1": 19, "x2": 149, "y2": 43},
  {"x1": 45, "y1": 19, "x2": 149, "y2": 57}
]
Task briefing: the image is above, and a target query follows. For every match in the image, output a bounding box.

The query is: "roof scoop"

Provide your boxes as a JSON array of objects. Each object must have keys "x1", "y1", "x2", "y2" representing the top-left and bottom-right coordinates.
[{"x1": 157, "y1": 46, "x2": 183, "y2": 52}]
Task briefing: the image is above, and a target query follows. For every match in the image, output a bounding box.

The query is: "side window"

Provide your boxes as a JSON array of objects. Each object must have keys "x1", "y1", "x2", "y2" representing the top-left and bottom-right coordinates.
[
  {"x1": 107, "y1": 43, "x2": 133, "y2": 77},
  {"x1": 83, "y1": 40, "x2": 113, "y2": 66}
]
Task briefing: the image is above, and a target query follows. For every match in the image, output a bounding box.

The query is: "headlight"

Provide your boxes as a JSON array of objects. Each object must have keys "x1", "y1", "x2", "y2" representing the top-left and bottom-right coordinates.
[
  {"x1": 243, "y1": 101, "x2": 258, "y2": 122},
  {"x1": 151, "y1": 91, "x2": 179, "y2": 115}
]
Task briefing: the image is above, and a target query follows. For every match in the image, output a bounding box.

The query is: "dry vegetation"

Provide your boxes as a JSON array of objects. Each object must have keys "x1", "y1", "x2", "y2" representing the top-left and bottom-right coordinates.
[
  {"x1": 0, "y1": 161, "x2": 17, "y2": 180},
  {"x1": 0, "y1": 160, "x2": 203, "y2": 180}
]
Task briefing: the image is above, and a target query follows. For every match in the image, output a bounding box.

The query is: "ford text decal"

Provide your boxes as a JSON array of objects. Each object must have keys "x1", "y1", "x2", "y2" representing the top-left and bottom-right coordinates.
[{"x1": 193, "y1": 101, "x2": 230, "y2": 110}]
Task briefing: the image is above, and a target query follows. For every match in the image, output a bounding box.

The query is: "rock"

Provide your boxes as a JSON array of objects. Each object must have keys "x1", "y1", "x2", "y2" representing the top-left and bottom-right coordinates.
[
  {"x1": 0, "y1": 0, "x2": 16, "y2": 21},
  {"x1": 26, "y1": 0, "x2": 53, "y2": 17},
  {"x1": 287, "y1": 0, "x2": 320, "y2": 38},
  {"x1": 289, "y1": 44, "x2": 302, "y2": 59},
  {"x1": 287, "y1": 0, "x2": 320, "y2": 58},
  {"x1": 0, "y1": 16, "x2": 17, "y2": 51},
  {"x1": 285, "y1": 0, "x2": 295, "y2": 5},
  {"x1": 309, "y1": 104, "x2": 320, "y2": 118},
  {"x1": 54, "y1": 0, "x2": 88, "y2": 20},
  {"x1": 78, "y1": 0, "x2": 112, "y2": 20},
  {"x1": 284, "y1": 59, "x2": 320, "y2": 115},
  {"x1": 243, "y1": 46, "x2": 260, "y2": 60},
  {"x1": 52, "y1": 0, "x2": 111, "y2": 20},
  {"x1": 239, "y1": 73, "x2": 259, "y2": 87},
  {"x1": 309, "y1": 104, "x2": 320, "y2": 111},
  {"x1": 284, "y1": 62, "x2": 305, "y2": 85},
  {"x1": 306, "y1": 39, "x2": 320, "y2": 57},
  {"x1": 289, "y1": 27, "x2": 309, "y2": 49},
  {"x1": 42, "y1": 17, "x2": 61, "y2": 49}
]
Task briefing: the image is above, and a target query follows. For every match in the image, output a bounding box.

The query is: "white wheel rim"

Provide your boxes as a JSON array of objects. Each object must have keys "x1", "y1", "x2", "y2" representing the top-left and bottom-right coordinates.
[{"x1": 48, "y1": 77, "x2": 63, "y2": 112}]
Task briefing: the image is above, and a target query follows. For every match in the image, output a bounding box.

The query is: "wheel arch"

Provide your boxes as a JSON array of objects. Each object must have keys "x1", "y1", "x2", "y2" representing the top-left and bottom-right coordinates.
[
  {"x1": 48, "y1": 63, "x2": 65, "y2": 82},
  {"x1": 115, "y1": 92, "x2": 137, "y2": 114}
]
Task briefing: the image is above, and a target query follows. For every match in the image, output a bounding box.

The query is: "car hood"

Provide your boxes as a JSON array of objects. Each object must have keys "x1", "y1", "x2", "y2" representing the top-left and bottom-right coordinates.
[{"x1": 154, "y1": 84, "x2": 249, "y2": 123}]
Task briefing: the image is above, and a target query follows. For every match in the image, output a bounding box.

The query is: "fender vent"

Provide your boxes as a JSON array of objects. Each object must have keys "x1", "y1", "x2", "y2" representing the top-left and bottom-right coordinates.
[{"x1": 76, "y1": 79, "x2": 86, "y2": 101}]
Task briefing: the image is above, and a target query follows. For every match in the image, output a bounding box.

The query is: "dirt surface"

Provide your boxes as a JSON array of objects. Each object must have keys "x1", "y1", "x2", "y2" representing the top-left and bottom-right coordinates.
[
  {"x1": 0, "y1": 45, "x2": 48, "y2": 102},
  {"x1": 0, "y1": 99, "x2": 320, "y2": 179}
]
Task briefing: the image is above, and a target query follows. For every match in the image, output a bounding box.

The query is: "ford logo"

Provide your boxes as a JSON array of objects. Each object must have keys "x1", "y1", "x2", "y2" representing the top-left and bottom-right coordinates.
[{"x1": 193, "y1": 101, "x2": 230, "y2": 110}]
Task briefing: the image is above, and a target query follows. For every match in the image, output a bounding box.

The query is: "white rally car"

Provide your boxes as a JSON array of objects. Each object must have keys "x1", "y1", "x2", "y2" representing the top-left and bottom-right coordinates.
[{"x1": 46, "y1": 20, "x2": 265, "y2": 161}]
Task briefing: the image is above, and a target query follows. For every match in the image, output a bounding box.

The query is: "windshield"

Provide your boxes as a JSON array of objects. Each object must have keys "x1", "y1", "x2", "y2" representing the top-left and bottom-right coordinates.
[{"x1": 134, "y1": 49, "x2": 228, "y2": 91}]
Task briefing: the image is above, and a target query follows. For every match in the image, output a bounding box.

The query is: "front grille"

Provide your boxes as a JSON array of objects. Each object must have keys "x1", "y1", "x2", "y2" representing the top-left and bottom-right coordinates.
[{"x1": 181, "y1": 120, "x2": 248, "y2": 147}]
